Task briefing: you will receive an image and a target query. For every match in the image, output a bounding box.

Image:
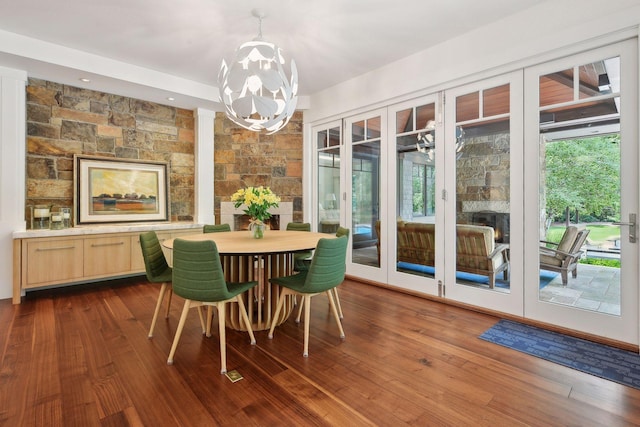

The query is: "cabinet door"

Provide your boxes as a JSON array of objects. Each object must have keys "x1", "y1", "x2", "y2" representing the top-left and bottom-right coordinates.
[
  {"x1": 84, "y1": 236, "x2": 131, "y2": 277},
  {"x1": 25, "y1": 239, "x2": 84, "y2": 287},
  {"x1": 130, "y1": 232, "x2": 172, "y2": 272}
]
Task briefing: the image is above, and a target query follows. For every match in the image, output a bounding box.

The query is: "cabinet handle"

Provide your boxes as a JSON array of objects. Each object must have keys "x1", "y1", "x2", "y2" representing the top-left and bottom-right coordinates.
[
  {"x1": 91, "y1": 242, "x2": 125, "y2": 248},
  {"x1": 36, "y1": 245, "x2": 76, "y2": 251}
]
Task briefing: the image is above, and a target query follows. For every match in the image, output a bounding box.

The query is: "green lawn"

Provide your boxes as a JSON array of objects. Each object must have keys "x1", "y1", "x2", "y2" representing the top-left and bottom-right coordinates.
[{"x1": 546, "y1": 224, "x2": 620, "y2": 247}]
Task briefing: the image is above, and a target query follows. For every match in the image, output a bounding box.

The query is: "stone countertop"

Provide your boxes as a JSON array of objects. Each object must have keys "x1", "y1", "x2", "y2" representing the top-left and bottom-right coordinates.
[{"x1": 13, "y1": 222, "x2": 203, "y2": 239}]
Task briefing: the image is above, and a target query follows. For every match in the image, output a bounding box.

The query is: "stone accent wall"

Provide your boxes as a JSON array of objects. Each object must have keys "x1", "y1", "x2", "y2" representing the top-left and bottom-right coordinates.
[
  {"x1": 213, "y1": 112, "x2": 304, "y2": 223},
  {"x1": 456, "y1": 131, "x2": 510, "y2": 223},
  {"x1": 25, "y1": 78, "x2": 195, "y2": 227}
]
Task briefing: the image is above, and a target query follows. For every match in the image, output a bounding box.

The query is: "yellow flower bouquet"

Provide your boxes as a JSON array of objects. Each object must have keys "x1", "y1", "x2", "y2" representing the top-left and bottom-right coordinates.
[{"x1": 231, "y1": 186, "x2": 280, "y2": 238}]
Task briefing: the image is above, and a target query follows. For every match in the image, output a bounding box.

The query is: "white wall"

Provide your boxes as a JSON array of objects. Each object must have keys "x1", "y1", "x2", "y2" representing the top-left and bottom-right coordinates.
[
  {"x1": 306, "y1": 0, "x2": 640, "y2": 124},
  {"x1": 0, "y1": 66, "x2": 27, "y2": 300}
]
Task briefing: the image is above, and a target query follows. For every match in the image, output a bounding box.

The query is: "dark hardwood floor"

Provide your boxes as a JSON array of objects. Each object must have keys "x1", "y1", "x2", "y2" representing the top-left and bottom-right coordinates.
[{"x1": 1, "y1": 277, "x2": 640, "y2": 426}]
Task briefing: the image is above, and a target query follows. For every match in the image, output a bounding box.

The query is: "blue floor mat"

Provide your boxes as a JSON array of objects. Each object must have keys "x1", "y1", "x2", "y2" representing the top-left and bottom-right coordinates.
[{"x1": 480, "y1": 319, "x2": 640, "y2": 390}]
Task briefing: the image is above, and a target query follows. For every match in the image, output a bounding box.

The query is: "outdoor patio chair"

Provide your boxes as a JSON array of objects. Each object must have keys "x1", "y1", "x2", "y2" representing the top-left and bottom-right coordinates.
[{"x1": 540, "y1": 226, "x2": 591, "y2": 286}]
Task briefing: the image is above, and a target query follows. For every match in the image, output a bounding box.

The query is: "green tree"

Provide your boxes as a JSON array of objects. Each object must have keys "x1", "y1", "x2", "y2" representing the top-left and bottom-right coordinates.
[{"x1": 545, "y1": 135, "x2": 620, "y2": 222}]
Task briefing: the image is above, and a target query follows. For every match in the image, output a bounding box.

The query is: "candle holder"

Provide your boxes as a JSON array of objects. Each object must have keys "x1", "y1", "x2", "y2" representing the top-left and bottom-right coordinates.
[
  {"x1": 50, "y1": 208, "x2": 64, "y2": 230},
  {"x1": 60, "y1": 207, "x2": 72, "y2": 228},
  {"x1": 33, "y1": 204, "x2": 51, "y2": 230}
]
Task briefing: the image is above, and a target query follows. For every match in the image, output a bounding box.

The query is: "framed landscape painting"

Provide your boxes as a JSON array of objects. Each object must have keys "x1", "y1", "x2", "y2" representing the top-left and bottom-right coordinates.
[{"x1": 74, "y1": 155, "x2": 169, "y2": 225}]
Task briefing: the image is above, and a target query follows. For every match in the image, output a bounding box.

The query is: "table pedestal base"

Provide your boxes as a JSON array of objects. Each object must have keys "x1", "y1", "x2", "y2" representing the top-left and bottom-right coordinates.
[{"x1": 223, "y1": 253, "x2": 295, "y2": 331}]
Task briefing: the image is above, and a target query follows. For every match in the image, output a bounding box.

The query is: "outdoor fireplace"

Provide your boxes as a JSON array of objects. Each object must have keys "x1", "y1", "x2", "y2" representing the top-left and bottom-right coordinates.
[{"x1": 471, "y1": 211, "x2": 510, "y2": 243}]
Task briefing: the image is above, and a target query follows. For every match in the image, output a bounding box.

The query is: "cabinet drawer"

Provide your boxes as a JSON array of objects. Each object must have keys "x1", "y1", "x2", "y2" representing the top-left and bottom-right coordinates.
[
  {"x1": 25, "y1": 239, "x2": 84, "y2": 287},
  {"x1": 84, "y1": 236, "x2": 131, "y2": 277},
  {"x1": 130, "y1": 232, "x2": 171, "y2": 272}
]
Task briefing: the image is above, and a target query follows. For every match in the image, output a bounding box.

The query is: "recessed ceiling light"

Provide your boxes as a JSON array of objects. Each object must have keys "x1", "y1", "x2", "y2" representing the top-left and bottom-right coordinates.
[
  {"x1": 167, "y1": 97, "x2": 175, "y2": 101},
  {"x1": 79, "y1": 78, "x2": 91, "y2": 82}
]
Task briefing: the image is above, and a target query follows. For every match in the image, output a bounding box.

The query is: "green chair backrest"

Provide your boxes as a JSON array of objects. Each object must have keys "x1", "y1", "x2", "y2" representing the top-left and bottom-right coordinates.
[
  {"x1": 303, "y1": 236, "x2": 348, "y2": 293},
  {"x1": 336, "y1": 227, "x2": 350, "y2": 238},
  {"x1": 203, "y1": 224, "x2": 231, "y2": 233},
  {"x1": 139, "y1": 231, "x2": 170, "y2": 281},
  {"x1": 286, "y1": 222, "x2": 311, "y2": 232},
  {"x1": 172, "y1": 239, "x2": 235, "y2": 302}
]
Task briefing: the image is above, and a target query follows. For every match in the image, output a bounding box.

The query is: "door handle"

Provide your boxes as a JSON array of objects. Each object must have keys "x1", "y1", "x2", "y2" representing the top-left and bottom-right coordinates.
[{"x1": 613, "y1": 213, "x2": 636, "y2": 243}]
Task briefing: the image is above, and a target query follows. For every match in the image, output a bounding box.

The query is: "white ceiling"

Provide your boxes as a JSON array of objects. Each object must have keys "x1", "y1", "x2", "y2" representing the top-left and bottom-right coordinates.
[{"x1": 0, "y1": 0, "x2": 546, "y2": 109}]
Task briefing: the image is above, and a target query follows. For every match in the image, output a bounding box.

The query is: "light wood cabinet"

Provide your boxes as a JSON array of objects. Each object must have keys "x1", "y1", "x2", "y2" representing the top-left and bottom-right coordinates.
[
  {"x1": 24, "y1": 237, "x2": 84, "y2": 288},
  {"x1": 83, "y1": 235, "x2": 131, "y2": 277},
  {"x1": 13, "y1": 224, "x2": 202, "y2": 303}
]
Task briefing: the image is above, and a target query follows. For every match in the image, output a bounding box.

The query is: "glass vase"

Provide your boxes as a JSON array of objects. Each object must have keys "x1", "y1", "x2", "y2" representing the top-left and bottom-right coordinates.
[{"x1": 249, "y1": 221, "x2": 266, "y2": 239}]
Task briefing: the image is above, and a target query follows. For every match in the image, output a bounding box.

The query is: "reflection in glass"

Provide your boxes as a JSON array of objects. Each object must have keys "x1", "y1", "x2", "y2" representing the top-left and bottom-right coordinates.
[
  {"x1": 352, "y1": 141, "x2": 380, "y2": 266},
  {"x1": 538, "y1": 56, "x2": 621, "y2": 314},
  {"x1": 352, "y1": 117, "x2": 381, "y2": 268},
  {"x1": 395, "y1": 102, "x2": 437, "y2": 278},
  {"x1": 317, "y1": 126, "x2": 341, "y2": 234},
  {"x1": 455, "y1": 85, "x2": 511, "y2": 292}
]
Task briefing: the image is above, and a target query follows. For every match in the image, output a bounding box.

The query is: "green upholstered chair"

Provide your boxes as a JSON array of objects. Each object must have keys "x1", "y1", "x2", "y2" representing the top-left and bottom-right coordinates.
[
  {"x1": 295, "y1": 227, "x2": 350, "y2": 322},
  {"x1": 203, "y1": 223, "x2": 231, "y2": 233},
  {"x1": 140, "y1": 231, "x2": 174, "y2": 338},
  {"x1": 268, "y1": 235, "x2": 348, "y2": 357},
  {"x1": 286, "y1": 222, "x2": 313, "y2": 272},
  {"x1": 168, "y1": 238, "x2": 257, "y2": 373},
  {"x1": 336, "y1": 226, "x2": 350, "y2": 239}
]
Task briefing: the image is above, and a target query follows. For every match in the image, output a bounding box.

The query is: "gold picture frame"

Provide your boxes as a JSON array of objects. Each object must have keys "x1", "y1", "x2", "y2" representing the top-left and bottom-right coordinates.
[{"x1": 74, "y1": 155, "x2": 169, "y2": 225}]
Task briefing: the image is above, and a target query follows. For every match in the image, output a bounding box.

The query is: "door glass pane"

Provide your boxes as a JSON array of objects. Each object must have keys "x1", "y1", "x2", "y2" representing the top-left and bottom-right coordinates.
[
  {"x1": 483, "y1": 84, "x2": 510, "y2": 116},
  {"x1": 456, "y1": 92, "x2": 479, "y2": 122},
  {"x1": 317, "y1": 130, "x2": 328, "y2": 149},
  {"x1": 352, "y1": 141, "x2": 380, "y2": 267},
  {"x1": 539, "y1": 56, "x2": 621, "y2": 315},
  {"x1": 456, "y1": 86, "x2": 511, "y2": 292},
  {"x1": 352, "y1": 120, "x2": 365, "y2": 142},
  {"x1": 578, "y1": 57, "x2": 619, "y2": 99},
  {"x1": 539, "y1": 68, "x2": 574, "y2": 107},
  {"x1": 367, "y1": 117, "x2": 381, "y2": 139},
  {"x1": 352, "y1": 116, "x2": 380, "y2": 268},
  {"x1": 317, "y1": 126, "x2": 341, "y2": 235},
  {"x1": 396, "y1": 102, "x2": 436, "y2": 277},
  {"x1": 397, "y1": 108, "x2": 413, "y2": 133}
]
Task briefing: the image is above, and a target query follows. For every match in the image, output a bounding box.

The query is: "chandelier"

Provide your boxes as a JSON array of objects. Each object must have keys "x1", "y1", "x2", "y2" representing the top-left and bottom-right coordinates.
[
  {"x1": 218, "y1": 9, "x2": 298, "y2": 134},
  {"x1": 416, "y1": 121, "x2": 466, "y2": 161}
]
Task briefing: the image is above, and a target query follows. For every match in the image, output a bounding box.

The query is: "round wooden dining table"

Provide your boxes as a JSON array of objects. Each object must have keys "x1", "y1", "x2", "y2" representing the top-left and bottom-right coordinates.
[{"x1": 162, "y1": 230, "x2": 332, "y2": 331}]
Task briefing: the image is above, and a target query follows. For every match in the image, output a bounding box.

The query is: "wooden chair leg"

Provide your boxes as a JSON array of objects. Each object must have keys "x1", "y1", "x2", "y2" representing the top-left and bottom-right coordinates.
[
  {"x1": 148, "y1": 282, "x2": 168, "y2": 338},
  {"x1": 236, "y1": 295, "x2": 256, "y2": 345},
  {"x1": 167, "y1": 300, "x2": 191, "y2": 365},
  {"x1": 205, "y1": 306, "x2": 213, "y2": 338},
  {"x1": 165, "y1": 287, "x2": 173, "y2": 318},
  {"x1": 303, "y1": 294, "x2": 311, "y2": 357},
  {"x1": 269, "y1": 288, "x2": 289, "y2": 339},
  {"x1": 217, "y1": 302, "x2": 227, "y2": 374},
  {"x1": 327, "y1": 290, "x2": 345, "y2": 339},
  {"x1": 297, "y1": 288, "x2": 343, "y2": 324},
  {"x1": 332, "y1": 287, "x2": 343, "y2": 319},
  {"x1": 295, "y1": 296, "x2": 304, "y2": 323},
  {"x1": 196, "y1": 306, "x2": 206, "y2": 335}
]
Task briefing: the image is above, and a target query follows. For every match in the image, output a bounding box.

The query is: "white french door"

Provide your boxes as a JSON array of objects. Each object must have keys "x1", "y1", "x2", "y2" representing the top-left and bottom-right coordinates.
[
  {"x1": 343, "y1": 109, "x2": 388, "y2": 281},
  {"x1": 523, "y1": 39, "x2": 639, "y2": 344},
  {"x1": 385, "y1": 94, "x2": 442, "y2": 296},
  {"x1": 442, "y1": 71, "x2": 525, "y2": 315}
]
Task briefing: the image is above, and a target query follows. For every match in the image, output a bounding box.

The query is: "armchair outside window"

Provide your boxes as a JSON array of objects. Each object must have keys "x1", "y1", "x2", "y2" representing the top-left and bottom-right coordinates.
[{"x1": 540, "y1": 226, "x2": 591, "y2": 286}]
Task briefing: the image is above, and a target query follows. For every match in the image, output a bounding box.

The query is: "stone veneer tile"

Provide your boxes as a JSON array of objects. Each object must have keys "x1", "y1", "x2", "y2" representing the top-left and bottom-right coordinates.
[{"x1": 53, "y1": 106, "x2": 109, "y2": 125}]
